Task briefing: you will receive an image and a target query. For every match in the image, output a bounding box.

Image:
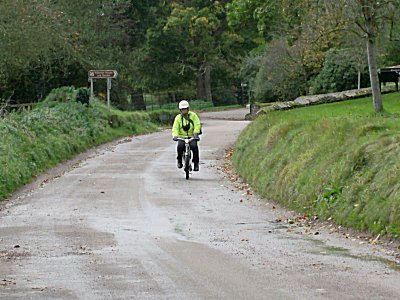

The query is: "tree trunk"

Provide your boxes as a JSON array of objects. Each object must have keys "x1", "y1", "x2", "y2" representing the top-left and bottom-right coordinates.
[
  {"x1": 366, "y1": 38, "x2": 383, "y2": 113},
  {"x1": 361, "y1": 0, "x2": 383, "y2": 113},
  {"x1": 132, "y1": 93, "x2": 146, "y2": 110},
  {"x1": 358, "y1": 70, "x2": 361, "y2": 90},
  {"x1": 197, "y1": 70, "x2": 207, "y2": 100},
  {"x1": 196, "y1": 63, "x2": 212, "y2": 101},
  {"x1": 204, "y1": 63, "x2": 212, "y2": 101}
]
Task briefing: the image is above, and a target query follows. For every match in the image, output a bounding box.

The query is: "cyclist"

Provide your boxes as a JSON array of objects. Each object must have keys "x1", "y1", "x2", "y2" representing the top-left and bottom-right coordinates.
[{"x1": 172, "y1": 100, "x2": 201, "y2": 171}]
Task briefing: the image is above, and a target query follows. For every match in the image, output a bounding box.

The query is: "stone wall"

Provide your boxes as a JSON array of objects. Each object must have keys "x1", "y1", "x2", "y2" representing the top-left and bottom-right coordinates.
[{"x1": 253, "y1": 86, "x2": 397, "y2": 116}]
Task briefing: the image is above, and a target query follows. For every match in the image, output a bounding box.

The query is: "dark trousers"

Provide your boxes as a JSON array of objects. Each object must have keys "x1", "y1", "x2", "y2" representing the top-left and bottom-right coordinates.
[{"x1": 177, "y1": 140, "x2": 199, "y2": 163}]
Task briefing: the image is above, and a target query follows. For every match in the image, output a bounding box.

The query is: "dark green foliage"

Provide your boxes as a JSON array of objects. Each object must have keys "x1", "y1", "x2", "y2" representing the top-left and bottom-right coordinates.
[
  {"x1": 2, "y1": 0, "x2": 400, "y2": 111},
  {"x1": 10, "y1": 50, "x2": 88, "y2": 103},
  {"x1": 75, "y1": 88, "x2": 90, "y2": 106},
  {"x1": 252, "y1": 40, "x2": 309, "y2": 102},
  {"x1": 43, "y1": 87, "x2": 76, "y2": 103},
  {"x1": 211, "y1": 65, "x2": 240, "y2": 106},
  {"x1": 148, "y1": 110, "x2": 177, "y2": 125},
  {"x1": 310, "y1": 49, "x2": 370, "y2": 94},
  {"x1": 212, "y1": 87, "x2": 238, "y2": 106},
  {"x1": 383, "y1": 40, "x2": 400, "y2": 66}
]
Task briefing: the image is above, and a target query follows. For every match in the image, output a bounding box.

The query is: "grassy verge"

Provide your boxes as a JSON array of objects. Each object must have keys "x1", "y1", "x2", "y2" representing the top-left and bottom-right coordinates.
[
  {"x1": 197, "y1": 104, "x2": 242, "y2": 112},
  {"x1": 233, "y1": 93, "x2": 400, "y2": 237},
  {"x1": 146, "y1": 99, "x2": 213, "y2": 111},
  {"x1": 146, "y1": 98, "x2": 241, "y2": 112},
  {"x1": 0, "y1": 89, "x2": 161, "y2": 200}
]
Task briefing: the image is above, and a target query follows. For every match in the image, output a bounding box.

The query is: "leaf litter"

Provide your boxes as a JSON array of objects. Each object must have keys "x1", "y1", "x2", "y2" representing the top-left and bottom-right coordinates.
[{"x1": 218, "y1": 147, "x2": 400, "y2": 265}]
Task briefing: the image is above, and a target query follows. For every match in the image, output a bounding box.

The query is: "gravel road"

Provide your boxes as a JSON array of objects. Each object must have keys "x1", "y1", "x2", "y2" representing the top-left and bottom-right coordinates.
[{"x1": 0, "y1": 108, "x2": 399, "y2": 299}]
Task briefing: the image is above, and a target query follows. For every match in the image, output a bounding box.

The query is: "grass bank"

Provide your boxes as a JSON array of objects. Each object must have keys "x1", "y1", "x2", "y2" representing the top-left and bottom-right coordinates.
[
  {"x1": 0, "y1": 88, "x2": 162, "y2": 200},
  {"x1": 234, "y1": 93, "x2": 400, "y2": 237}
]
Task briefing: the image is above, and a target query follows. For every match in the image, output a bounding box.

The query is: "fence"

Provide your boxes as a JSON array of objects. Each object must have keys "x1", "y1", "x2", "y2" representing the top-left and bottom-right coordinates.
[{"x1": 0, "y1": 102, "x2": 38, "y2": 117}]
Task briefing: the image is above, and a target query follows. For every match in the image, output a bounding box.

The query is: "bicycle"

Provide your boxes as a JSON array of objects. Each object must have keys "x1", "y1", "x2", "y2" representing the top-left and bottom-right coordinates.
[{"x1": 176, "y1": 137, "x2": 198, "y2": 180}]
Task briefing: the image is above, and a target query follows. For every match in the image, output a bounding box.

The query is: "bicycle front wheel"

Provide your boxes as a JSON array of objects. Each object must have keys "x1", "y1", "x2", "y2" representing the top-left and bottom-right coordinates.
[{"x1": 185, "y1": 156, "x2": 190, "y2": 180}]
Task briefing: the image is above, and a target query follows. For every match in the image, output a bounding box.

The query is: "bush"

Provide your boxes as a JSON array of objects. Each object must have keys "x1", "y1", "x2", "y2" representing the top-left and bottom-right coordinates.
[
  {"x1": 43, "y1": 86, "x2": 76, "y2": 103},
  {"x1": 148, "y1": 109, "x2": 177, "y2": 125},
  {"x1": 310, "y1": 48, "x2": 369, "y2": 94},
  {"x1": 253, "y1": 40, "x2": 308, "y2": 102},
  {"x1": 212, "y1": 87, "x2": 238, "y2": 106},
  {"x1": 75, "y1": 87, "x2": 90, "y2": 106}
]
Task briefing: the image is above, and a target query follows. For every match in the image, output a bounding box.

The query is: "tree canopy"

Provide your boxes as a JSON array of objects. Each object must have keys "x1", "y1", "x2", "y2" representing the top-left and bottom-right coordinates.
[{"x1": 1, "y1": 0, "x2": 400, "y2": 111}]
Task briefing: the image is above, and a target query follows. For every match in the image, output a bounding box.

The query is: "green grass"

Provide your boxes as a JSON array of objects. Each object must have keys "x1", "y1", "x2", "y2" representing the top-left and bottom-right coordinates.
[
  {"x1": 234, "y1": 93, "x2": 400, "y2": 237},
  {"x1": 146, "y1": 99, "x2": 214, "y2": 111},
  {"x1": 0, "y1": 90, "x2": 162, "y2": 200},
  {"x1": 197, "y1": 104, "x2": 242, "y2": 112},
  {"x1": 146, "y1": 99, "x2": 241, "y2": 111}
]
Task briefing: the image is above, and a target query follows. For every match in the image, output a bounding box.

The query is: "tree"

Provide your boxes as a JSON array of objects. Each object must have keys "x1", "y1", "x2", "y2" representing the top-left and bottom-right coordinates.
[
  {"x1": 254, "y1": 39, "x2": 312, "y2": 102},
  {"x1": 53, "y1": 0, "x2": 170, "y2": 109},
  {"x1": 157, "y1": 1, "x2": 245, "y2": 103},
  {"x1": 227, "y1": 0, "x2": 349, "y2": 101},
  {"x1": 0, "y1": 0, "x2": 60, "y2": 100},
  {"x1": 161, "y1": 3, "x2": 220, "y2": 100},
  {"x1": 310, "y1": 48, "x2": 369, "y2": 94},
  {"x1": 344, "y1": 0, "x2": 400, "y2": 112},
  {"x1": 0, "y1": 0, "x2": 108, "y2": 102}
]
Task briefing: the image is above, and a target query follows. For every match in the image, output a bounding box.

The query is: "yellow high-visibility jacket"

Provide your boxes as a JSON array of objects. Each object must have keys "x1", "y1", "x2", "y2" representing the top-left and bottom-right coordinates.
[{"x1": 171, "y1": 111, "x2": 201, "y2": 138}]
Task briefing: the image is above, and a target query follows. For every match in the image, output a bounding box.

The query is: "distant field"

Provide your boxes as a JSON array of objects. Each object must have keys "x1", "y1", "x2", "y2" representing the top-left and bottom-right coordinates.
[{"x1": 234, "y1": 92, "x2": 400, "y2": 236}]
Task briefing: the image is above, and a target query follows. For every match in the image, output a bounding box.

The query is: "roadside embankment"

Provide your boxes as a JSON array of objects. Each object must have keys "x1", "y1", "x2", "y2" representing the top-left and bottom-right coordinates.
[
  {"x1": 0, "y1": 87, "x2": 176, "y2": 200},
  {"x1": 233, "y1": 93, "x2": 400, "y2": 237}
]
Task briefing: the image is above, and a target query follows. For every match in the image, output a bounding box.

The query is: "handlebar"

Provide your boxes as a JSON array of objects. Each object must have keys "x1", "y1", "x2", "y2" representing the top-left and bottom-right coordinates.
[{"x1": 175, "y1": 137, "x2": 199, "y2": 142}]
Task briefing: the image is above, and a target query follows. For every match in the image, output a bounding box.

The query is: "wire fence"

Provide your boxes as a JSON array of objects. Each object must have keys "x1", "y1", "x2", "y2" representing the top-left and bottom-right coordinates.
[
  {"x1": 126, "y1": 90, "x2": 215, "y2": 111},
  {"x1": 0, "y1": 102, "x2": 38, "y2": 117},
  {"x1": 145, "y1": 99, "x2": 214, "y2": 111}
]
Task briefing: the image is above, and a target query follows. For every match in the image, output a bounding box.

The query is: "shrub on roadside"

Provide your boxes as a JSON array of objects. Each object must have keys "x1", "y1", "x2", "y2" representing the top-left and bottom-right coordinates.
[
  {"x1": 75, "y1": 87, "x2": 90, "y2": 106},
  {"x1": 148, "y1": 109, "x2": 177, "y2": 125},
  {"x1": 43, "y1": 86, "x2": 76, "y2": 103}
]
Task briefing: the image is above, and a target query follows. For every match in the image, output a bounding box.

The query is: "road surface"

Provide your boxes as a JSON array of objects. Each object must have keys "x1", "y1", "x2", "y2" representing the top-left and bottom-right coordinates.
[{"x1": 0, "y1": 108, "x2": 399, "y2": 299}]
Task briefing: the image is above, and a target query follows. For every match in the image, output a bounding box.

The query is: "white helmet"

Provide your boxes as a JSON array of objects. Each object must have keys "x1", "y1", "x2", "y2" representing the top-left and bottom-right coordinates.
[{"x1": 178, "y1": 100, "x2": 189, "y2": 109}]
